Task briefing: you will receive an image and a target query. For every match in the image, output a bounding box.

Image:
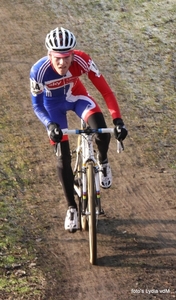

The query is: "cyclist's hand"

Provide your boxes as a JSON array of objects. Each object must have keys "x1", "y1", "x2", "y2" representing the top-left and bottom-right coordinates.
[
  {"x1": 47, "y1": 122, "x2": 63, "y2": 143},
  {"x1": 113, "y1": 118, "x2": 128, "y2": 141}
]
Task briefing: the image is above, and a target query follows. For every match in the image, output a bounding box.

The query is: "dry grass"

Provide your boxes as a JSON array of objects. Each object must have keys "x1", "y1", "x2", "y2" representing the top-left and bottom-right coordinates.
[
  {"x1": 0, "y1": 0, "x2": 176, "y2": 298},
  {"x1": 45, "y1": 0, "x2": 176, "y2": 168}
]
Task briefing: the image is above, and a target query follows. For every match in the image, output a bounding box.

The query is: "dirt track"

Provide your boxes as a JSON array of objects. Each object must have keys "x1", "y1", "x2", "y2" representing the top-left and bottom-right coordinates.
[{"x1": 1, "y1": 0, "x2": 176, "y2": 299}]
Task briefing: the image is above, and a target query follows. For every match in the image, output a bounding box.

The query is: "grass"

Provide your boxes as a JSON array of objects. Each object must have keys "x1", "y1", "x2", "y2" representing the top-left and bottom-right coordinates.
[
  {"x1": 0, "y1": 164, "x2": 45, "y2": 297},
  {"x1": 0, "y1": 0, "x2": 176, "y2": 298},
  {"x1": 0, "y1": 127, "x2": 47, "y2": 296}
]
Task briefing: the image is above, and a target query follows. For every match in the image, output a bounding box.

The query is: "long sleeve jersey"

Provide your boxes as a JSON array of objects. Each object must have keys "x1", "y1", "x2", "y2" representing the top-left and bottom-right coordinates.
[{"x1": 30, "y1": 50, "x2": 122, "y2": 127}]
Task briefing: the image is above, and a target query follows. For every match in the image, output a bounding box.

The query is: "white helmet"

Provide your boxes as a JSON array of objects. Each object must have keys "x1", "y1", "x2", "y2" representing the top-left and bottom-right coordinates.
[{"x1": 45, "y1": 27, "x2": 76, "y2": 53}]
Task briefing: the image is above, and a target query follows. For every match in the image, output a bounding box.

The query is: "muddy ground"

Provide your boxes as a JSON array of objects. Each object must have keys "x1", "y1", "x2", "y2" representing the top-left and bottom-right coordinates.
[{"x1": 0, "y1": 0, "x2": 176, "y2": 299}]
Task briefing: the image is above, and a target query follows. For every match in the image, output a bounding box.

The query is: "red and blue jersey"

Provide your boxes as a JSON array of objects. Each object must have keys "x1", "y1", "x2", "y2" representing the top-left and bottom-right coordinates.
[{"x1": 30, "y1": 50, "x2": 121, "y2": 128}]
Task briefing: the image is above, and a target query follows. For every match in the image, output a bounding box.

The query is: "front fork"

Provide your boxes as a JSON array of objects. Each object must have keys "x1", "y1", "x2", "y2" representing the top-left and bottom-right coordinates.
[{"x1": 81, "y1": 165, "x2": 101, "y2": 214}]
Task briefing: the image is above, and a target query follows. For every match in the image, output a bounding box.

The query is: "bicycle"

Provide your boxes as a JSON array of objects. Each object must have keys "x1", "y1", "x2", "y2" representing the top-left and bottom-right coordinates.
[{"x1": 56, "y1": 120, "x2": 123, "y2": 265}]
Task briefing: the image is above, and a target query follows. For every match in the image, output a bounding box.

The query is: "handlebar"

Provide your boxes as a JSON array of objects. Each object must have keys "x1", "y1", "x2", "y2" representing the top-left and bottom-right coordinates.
[
  {"x1": 62, "y1": 128, "x2": 114, "y2": 135},
  {"x1": 55, "y1": 127, "x2": 124, "y2": 153}
]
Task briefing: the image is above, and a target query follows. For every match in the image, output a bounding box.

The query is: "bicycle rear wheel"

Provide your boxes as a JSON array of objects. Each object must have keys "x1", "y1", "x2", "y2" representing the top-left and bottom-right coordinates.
[{"x1": 87, "y1": 161, "x2": 97, "y2": 265}]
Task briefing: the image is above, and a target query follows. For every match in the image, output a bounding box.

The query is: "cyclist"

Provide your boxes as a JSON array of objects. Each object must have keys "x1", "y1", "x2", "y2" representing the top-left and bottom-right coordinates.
[{"x1": 30, "y1": 27, "x2": 128, "y2": 232}]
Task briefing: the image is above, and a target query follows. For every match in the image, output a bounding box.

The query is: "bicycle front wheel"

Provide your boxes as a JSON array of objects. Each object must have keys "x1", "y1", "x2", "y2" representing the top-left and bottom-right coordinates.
[{"x1": 87, "y1": 161, "x2": 97, "y2": 265}]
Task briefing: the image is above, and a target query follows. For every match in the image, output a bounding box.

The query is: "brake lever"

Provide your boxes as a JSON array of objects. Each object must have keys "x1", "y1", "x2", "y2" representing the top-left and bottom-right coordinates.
[{"x1": 117, "y1": 140, "x2": 124, "y2": 153}]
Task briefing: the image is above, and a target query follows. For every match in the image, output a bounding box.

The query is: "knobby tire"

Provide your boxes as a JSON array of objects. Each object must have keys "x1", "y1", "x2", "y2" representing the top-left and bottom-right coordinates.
[{"x1": 87, "y1": 161, "x2": 97, "y2": 265}]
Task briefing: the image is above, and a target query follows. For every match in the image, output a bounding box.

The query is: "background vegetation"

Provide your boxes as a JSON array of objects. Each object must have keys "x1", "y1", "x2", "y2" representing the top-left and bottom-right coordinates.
[{"x1": 0, "y1": 0, "x2": 175, "y2": 298}]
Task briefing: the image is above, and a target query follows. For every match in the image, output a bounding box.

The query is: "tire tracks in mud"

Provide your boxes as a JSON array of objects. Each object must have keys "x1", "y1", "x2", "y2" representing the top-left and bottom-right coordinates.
[
  {"x1": 1, "y1": 1, "x2": 176, "y2": 299},
  {"x1": 34, "y1": 165, "x2": 176, "y2": 300}
]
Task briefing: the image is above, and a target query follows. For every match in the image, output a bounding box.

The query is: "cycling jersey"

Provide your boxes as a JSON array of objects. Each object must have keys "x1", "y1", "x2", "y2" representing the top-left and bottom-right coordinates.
[{"x1": 30, "y1": 50, "x2": 121, "y2": 128}]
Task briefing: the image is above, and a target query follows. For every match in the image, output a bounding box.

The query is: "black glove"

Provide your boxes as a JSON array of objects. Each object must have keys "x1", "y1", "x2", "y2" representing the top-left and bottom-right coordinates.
[
  {"x1": 113, "y1": 118, "x2": 128, "y2": 141},
  {"x1": 47, "y1": 122, "x2": 63, "y2": 143}
]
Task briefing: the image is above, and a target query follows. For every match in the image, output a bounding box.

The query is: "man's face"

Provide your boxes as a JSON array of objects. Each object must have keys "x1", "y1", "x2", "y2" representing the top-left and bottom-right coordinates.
[{"x1": 50, "y1": 54, "x2": 73, "y2": 76}]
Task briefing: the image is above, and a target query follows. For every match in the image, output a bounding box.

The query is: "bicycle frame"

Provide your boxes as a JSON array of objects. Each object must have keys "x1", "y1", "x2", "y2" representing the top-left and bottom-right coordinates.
[
  {"x1": 62, "y1": 121, "x2": 115, "y2": 210},
  {"x1": 74, "y1": 122, "x2": 102, "y2": 215},
  {"x1": 56, "y1": 120, "x2": 123, "y2": 264}
]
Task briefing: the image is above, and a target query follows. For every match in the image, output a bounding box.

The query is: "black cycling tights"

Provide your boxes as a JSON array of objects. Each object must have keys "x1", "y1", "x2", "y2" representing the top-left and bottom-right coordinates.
[{"x1": 57, "y1": 112, "x2": 111, "y2": 208}]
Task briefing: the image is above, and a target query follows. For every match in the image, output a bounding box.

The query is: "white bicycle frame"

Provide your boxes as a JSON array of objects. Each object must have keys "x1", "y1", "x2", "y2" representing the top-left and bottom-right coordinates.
[{"x1": 56, "y1": 120, "x2": 123, "y2": 209}]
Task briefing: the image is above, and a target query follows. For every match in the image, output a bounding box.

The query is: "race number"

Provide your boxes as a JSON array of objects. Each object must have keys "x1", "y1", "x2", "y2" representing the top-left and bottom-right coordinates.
[{"x1": 30, "y1": 78, "x2": 43, "y2": 96}]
